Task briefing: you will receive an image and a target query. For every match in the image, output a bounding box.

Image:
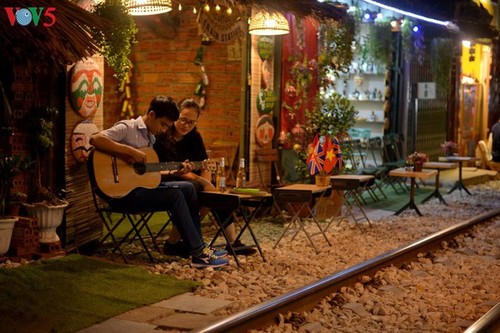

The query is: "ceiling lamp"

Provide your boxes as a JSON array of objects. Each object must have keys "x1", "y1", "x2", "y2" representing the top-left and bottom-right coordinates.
[
  {"x1": 124, "y1": 0, "x2": 172, "y2": 16},
  {"x1": 249, "y1": 12, "x2": 289, "y2": 36}
]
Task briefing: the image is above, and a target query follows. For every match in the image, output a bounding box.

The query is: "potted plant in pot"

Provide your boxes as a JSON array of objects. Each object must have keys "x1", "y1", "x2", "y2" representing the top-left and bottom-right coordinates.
[
  {"x1": 407, "y1": 151, "x2": 428, "y2": 172},
  {"x1": 0, "y1": 155, "x2": 31, "y2": 255},
  {"x1": 296, "y1": 92, "x2": 358, "y2": 180},
  {"x1": 21, "y1": 106, "x2": 69, "y2": 245}
]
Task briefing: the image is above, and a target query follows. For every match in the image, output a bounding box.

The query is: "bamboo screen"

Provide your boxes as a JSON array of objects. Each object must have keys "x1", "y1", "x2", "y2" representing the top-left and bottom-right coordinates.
[{"x1": 64, "y1": 55, "x2": 104, "y2": 251}]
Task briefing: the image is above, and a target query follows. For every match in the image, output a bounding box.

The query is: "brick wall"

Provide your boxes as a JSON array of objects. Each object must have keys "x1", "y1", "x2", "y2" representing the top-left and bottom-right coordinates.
[{"x1": 102, "y1": 5, "x2": 244, "y2": 151}]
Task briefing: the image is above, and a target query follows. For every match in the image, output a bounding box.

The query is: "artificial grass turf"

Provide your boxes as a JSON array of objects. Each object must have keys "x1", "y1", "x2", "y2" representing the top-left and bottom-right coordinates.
[
  {"x1": 0, "y1": 254, "x2": 199, "y2": 333},
  {"x1": 359, "y1": 185, "x2": 434, "y2": 211}
]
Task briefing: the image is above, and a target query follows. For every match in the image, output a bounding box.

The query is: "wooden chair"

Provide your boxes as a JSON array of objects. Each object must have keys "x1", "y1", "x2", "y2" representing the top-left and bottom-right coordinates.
[
  {"x1": 255, "y1": 148, "x2": 283, "y2": 192},
  {"x1": 477, "y1": 140, "x2": 500, "y2": 172}
]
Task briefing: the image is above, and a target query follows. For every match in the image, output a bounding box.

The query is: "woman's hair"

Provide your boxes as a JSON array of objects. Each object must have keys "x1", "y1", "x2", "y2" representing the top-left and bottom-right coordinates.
[
  {"x1": 178, "y1": 98, "x2": 200, "y2": 116},
  {"x1": 148, "y1": 95, "x2": 179, "y2": 120}
]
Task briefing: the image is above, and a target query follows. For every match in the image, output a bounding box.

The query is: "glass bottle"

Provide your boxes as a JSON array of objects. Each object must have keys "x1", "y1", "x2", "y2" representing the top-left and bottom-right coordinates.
[
  {"x1": 216, "y1": 157, "x2": 226, "y2": 192},
  {"x1": 235, "y1": 158, "x2": 246, "y2": 188}
]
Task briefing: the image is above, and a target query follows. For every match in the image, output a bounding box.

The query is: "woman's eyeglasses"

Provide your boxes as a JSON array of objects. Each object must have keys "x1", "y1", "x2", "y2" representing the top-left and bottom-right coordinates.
[{"x1": 178, "y1": 117, "x2": 197, "y2": 127}]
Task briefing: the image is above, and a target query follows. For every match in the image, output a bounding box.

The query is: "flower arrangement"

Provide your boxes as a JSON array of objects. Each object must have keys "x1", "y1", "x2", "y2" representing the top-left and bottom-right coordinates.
[
  {"x1": 441, "y1": 141, "x2": 458, "y2": 156},
  {"x1": 407, "y1": 151, "x2": 428, "y2": 164}
]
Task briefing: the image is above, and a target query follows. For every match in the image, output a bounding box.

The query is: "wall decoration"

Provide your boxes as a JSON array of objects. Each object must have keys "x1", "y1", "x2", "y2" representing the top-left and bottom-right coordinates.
[
  {"x1": 255, "y1": 115, "x2": 275, "y2": 146},
  {"x1": 261, "y1": 60, "x2": 272, "y2": 89},
  {"x1": 118, "y1": 65, "x2": 134, "y2": 119},
  {"x1": 257, "y1": 36, "x2": 274, "y2": 60},
  {"x1": 198, "y1": 7, "x2": 244, "y2": 44},
  {"x1": 70, "y1": 120, "x2": 99, "y2": 163},
  {"x1": 69, "y1": 58, "x2": 103, "y2": 118},
  {"x1": 256, "y1": 89, "x2": 276, "y2": 115}
]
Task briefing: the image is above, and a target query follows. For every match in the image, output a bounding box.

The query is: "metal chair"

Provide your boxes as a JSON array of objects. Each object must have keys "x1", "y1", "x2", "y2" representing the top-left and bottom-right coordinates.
[{"x1": 87, "y1": 150, "x2": 171, "y2": 263}]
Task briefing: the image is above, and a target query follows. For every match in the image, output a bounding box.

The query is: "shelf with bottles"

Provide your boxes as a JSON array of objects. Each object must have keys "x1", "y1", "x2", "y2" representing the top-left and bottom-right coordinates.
[
  {"x1": 356, "y1": 109, "x2": 384, "y2": 121},
  {"x1": 337, "y1": 74, "x2": 386, "y2": 102}
]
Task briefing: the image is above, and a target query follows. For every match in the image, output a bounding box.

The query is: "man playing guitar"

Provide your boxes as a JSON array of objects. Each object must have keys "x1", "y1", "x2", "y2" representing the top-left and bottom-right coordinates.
[{"x1": 90, "y1": 95, "x2": 229, "y2": 268}]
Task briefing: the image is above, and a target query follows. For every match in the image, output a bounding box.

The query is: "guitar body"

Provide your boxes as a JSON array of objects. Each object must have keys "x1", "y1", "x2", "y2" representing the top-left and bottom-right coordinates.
[{"x1": 92, "y1": 147, "x2": 161, "y2": 199}]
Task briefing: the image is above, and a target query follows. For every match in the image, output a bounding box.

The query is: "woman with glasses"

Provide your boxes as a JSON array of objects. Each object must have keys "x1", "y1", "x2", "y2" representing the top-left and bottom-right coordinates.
[{"x1": 154, "y1": 98, "x2": 256, "y2": 257}]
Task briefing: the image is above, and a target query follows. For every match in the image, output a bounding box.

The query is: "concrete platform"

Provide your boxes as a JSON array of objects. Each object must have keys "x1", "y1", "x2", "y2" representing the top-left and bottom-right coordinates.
[
  {"x1": 428, "y1": 167, "x2": 498, "y2": 188},
  {"x1": 76, "y1": 292, "x2": 233, "y2": 333}
]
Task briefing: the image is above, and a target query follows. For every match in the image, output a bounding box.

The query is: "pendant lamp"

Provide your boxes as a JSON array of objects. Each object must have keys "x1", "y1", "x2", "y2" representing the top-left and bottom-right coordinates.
[
  {"x1": 123, "y1": 0, "x2": 172, "y2": 16},
  {"x1": 249, "y1": 11, "x2": 289, "y2": 36}
]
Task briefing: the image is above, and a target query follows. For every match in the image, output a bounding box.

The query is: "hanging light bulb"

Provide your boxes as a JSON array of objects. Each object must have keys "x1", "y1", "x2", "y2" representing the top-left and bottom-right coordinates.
[
  {"x1": 204, "y1": 3, "x2": 210, "y2": 12},
  {"x1": 178, "y1": 3, "x2": 182, "y2": 11},
  {"x1": 193, "y1": 6, "x2": 197, "y2": 14},
  {"x1": 226, "y1": 7, "x2": 232, "y2": 15},
  {"x1": 215, "y1": 4, "x2": 221, "y2": 12},
  {"x1": 248, "y1": 11, "x2": 289, "y2": 36}
]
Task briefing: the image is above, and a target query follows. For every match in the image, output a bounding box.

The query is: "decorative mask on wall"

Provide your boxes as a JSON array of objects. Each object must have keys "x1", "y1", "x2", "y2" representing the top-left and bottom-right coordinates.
[
  {"x1": 70, "y1": 120, "x2": 99, "y2": 163},
  {"x1": 69, "y1": 58, "x2": 103, "y2": 118}
]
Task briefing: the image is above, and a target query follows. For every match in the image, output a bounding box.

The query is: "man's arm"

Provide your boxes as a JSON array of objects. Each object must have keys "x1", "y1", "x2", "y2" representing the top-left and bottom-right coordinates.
[{"x1": 90, "y1": 132, "x2": 147, "y2": 164}]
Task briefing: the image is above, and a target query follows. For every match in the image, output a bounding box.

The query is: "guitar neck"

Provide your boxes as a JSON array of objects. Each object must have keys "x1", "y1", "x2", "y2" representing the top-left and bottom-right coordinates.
[{"x1": 143, "y1": 161, "x2": 204, "y2": 173}]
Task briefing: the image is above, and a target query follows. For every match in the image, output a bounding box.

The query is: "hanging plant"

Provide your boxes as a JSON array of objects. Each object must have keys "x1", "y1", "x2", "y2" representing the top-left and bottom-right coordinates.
[
  {"x1": 431, "y1": 38, "x2": 454, "y2": 94},
  {"x1": 400, "y1": 19, "x2": 414, "y2": 61},
  {"x1": 367, "y1": 21, "x2": 392, "y2": 69},
  {"x1": 91, "y1": 0, "x2": 138, "y2": 84},
  {"x1": 401, "y1": 18, "x2": 426, "y2": 64},
  {"x1": 318, "y1": 17, "x2": 356, "y2": 81}
]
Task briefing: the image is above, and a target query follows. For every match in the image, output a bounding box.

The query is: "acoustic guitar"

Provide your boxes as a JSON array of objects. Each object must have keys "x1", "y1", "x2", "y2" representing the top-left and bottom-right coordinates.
[{"x1": 92, "y1": 147, "x2": 216, "y2": 198}]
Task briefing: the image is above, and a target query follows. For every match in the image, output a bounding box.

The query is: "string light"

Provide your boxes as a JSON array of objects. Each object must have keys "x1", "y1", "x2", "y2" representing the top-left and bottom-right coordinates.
[
  {"x1": 215, "y1": 4, "x2": 220, "y2": 12},
  {"x1": 361, "y1": 0, "x2": 459, "y2": 31},
  {"x1": 193, "y1": 6, "x2": 197, "y2": 14},
  {"x1": 226, "y1": 7, "x2": 232, "y2": 15},
  {"x1": 204, "y1": 3, "x2": 210, "y2": 12},
  {"x1": 178, "y1": 2, "x2": 181, "y2": 11}
]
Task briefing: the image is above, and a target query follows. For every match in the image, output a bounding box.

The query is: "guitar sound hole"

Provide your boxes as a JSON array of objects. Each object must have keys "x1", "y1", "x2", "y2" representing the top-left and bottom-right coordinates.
[{"x1": 134, "y1": 163, "x2": 146, "y2": 175}]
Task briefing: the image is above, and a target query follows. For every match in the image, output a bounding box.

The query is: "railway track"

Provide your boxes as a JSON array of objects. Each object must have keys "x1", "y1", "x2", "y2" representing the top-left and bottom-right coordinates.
[{"x1": 195, "y1": 208, "x2": 500, "y2": 333}]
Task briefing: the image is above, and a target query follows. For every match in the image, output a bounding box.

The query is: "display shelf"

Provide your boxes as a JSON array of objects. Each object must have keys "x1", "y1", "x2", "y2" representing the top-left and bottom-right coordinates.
[{"x1": 348, "y1": 99, "x2": 384, "y2": 103}]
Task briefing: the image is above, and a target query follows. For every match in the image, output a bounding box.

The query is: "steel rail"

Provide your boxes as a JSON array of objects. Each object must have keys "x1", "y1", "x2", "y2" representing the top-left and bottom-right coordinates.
[
  {"x1": 193, "y1": 208, "x2": 500, "y2": 333},
  {"x1": 464, "y1": 302, "x2": 500, "y2": 333}
]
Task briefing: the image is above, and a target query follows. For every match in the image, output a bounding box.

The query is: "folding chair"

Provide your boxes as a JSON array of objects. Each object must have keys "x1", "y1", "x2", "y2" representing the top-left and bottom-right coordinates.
[{"x1": 87, "y1": 150, "x2": 171, "y2": 263}]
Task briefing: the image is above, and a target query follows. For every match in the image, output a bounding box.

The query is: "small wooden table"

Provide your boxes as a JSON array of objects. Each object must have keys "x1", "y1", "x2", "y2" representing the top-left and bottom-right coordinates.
[
  {"x1": 200, "y1": 190, "x2": 271, "y2": 267},
  {"x1": 329, "y1": 175, "x2": 374, "y2": 230},
  {"x1": 273, "y1": 184, "x2": 332, "y2": 253},
  {"x1": 421, "y1": 161, "x2": 458, "y2": 205},
  {"x1": 438, "y1": 156, "x2": 479, "y2": 195},
  {"x1": 389, "y1": 168, "x2": 437, "y2": 216}
]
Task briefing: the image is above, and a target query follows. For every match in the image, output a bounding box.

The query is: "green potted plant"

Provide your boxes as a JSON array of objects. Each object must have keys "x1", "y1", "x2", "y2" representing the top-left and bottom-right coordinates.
[
  {"x1": 0, "y1": 155, "x2": 31, "y2": 255},
  {"x1": 295, "y1": 92, "x2": 358, "y2": 180},
  {"x1": 21, "y1": 106, "x2": 69, "y2": 244}
]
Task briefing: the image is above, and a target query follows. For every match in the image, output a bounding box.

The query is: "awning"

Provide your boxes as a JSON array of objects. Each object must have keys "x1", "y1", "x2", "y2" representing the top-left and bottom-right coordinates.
[{"x1": 0, "y1": 0, "x2": 110, "y2": 71}]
